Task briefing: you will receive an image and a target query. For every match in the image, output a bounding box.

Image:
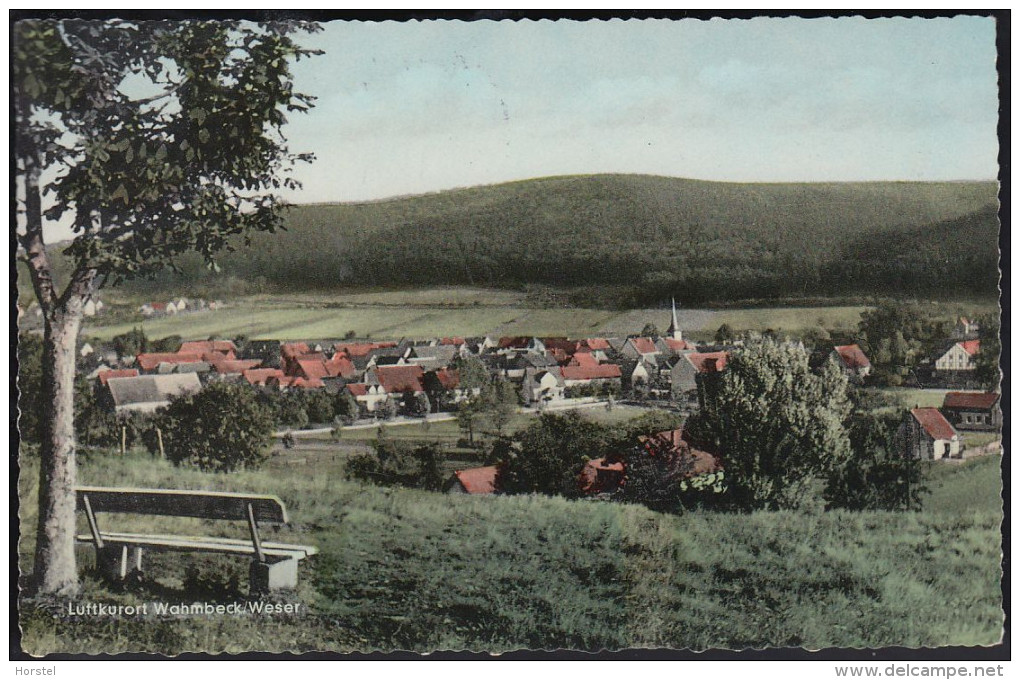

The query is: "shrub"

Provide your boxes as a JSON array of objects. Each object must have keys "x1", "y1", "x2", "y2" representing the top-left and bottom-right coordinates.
[
  {"x1": 824, "y1": 412, "x2": 927, "y2": 511},
  {"x1": 156, "y1": 382, "x2": 274, "y2": 472},
  {"x1": 345, "y1": 440, "x2": 446, "y2": 490}
]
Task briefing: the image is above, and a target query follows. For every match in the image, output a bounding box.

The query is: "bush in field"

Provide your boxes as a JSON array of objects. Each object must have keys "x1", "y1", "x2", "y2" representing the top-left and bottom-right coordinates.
[
  {"x1": 157, "y1": 382, "x2": 273, "y2": 472},
  {"x1": 825, "y1": 412, "x2": 927, "y2": 511},
  {"x1": 345, "y1": 439, "x2": 446, "y2": 490}
]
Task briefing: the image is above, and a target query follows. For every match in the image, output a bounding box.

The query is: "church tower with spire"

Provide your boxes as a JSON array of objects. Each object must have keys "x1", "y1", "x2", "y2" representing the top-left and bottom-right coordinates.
[{"x1": 666, "y1": 298, "x2": 682, "y2": 341}]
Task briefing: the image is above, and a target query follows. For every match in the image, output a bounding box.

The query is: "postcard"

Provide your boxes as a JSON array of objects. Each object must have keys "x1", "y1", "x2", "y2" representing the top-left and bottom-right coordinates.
[{"x1": 14, "y1": 11, "x2": 1004, "y2": 659}]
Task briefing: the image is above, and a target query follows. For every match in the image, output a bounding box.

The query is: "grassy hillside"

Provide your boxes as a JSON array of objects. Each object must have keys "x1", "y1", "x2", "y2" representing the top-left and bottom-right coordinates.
[
  {"x1": 39, "y1": 174, "x2": 998, "y2": 307},
  {"x1": 18, "y1": 449, "x2": 1002, "y2": 655}
]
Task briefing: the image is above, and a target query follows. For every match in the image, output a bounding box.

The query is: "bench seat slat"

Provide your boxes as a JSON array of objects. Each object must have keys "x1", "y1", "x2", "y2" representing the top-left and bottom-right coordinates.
[
  {"x1": 76, "y1": 532, "x2": 317, "y2": 558},
  {"x1": 76, "y1": 487, "x2": 288, "y2": 524}
]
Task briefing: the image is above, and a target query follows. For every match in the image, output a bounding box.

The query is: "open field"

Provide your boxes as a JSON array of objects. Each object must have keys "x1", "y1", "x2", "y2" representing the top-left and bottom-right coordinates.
[
  {"x1": 83, "y1": 296, "x2": 880, "y2": 342},
  {"x1": 77, "y1": 287, "x2": 999, "y2": 343},
  {"x1": 18, "y1": 446, "x2": 1002, "y2": 654}
]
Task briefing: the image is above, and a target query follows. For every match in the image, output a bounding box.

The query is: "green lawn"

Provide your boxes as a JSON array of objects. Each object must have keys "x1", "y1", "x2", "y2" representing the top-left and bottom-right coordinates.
[
  {"x1": 18, "y1": 445, "x2": 1003, "y2": 655},
  {"x1": 84, "y1": 295, "x2": 878, "y2": 344}
]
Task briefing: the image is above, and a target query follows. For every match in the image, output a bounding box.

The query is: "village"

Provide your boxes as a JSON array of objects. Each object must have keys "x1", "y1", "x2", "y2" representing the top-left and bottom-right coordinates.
[{"x1": 64, "y1": 297, "x2": 1002, "y2": 498}]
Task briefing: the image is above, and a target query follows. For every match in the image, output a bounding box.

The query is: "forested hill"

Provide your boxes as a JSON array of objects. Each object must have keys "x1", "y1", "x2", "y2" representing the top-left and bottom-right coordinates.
[{"x1": 104, "y1": 174, "x2": 1003, "y2": 305}]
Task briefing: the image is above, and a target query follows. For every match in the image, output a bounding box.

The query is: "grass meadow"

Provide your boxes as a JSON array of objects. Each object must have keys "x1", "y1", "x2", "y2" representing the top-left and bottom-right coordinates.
[
  {"x1": 83, "y1": 293, "x2": 879, "y2": 343},
  {"x1": 18, "y1": 444, "x2": 1003, "y2": 655}
]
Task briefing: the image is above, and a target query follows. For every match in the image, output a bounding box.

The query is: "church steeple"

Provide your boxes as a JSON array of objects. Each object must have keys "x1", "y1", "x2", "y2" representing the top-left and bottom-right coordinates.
[{"x1": 667, "y1": 298, "x2": 682, "y2": 341}]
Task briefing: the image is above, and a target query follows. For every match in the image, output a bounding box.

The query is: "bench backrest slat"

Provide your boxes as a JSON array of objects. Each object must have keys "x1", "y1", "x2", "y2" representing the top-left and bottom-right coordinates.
[{"x1": 76, "y1": 486, "x2": 288, "y2": 524}]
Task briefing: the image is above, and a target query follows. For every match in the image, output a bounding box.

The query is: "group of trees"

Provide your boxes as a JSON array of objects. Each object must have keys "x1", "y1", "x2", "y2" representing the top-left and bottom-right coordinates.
[
  {"x1": 453, "y1": 357, "x2": 521, "y2": 447},
  {"x1": 493, "y1": 340, "x2": 925, "y2": 515},
  {"x1": 345, "y1": 439, "x2": 446, "y2": 491}
]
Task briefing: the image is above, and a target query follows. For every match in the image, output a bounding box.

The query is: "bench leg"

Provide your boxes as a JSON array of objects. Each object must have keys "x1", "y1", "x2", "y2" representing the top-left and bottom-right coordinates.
[
  {"x1": 250, "y1": 558, "x2": 299, "y2": 592},
  {"x1": 95, "y1": 546, "x2": 143, "y2": 580}
]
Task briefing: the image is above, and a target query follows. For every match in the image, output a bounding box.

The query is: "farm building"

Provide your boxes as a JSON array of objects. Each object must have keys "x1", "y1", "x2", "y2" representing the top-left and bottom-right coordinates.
[
  {"x1": 445, "y1": 466, "x2": 499, "y2": 495},
  {"x1": 900, "y1": 407, "x2": 961, "y2": 460},
  {"x1": 104, "y1": 373, "x2": 202, "y2": 414},
  {"x1": 935, "y1": 340, "x2": 980, "y2": 372},
  {"x1": 830, "y1": 344, "x2": 872, "y2": 383},
  {"x1": 941, "y1": 392, "x2": 1002, "y2": 432}
]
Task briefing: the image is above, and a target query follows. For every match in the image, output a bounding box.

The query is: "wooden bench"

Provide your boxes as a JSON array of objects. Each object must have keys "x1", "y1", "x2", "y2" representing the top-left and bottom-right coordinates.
[{"x1": 75, "y1": 486, "x2": 318, "y2": 592}]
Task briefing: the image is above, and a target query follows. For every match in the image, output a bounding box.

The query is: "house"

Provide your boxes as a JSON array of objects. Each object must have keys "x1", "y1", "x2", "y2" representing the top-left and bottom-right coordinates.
[
  {"x1": 901, "y1": 407, "x2": 961, "y2": 460},
  {"x1": 367, "y1": 365, "x2": 426, "y2": 406},
  {"x1": 935, "y1": 340, "x2": 980, "y2": 372},
  {"x1": 240, "y1": 340, "x2": 282, "y2": 369},
  {"x1": 83, "y1": 299, "x2": 101, "y2": 317},
  {"x1": 135, "y1": 352, "x2": 203, "y2": 372},
  {"x1": 242, "y1": 368, "x2": 286, "y2": 387},
  {"x1": 496, "y1": 336, "x2": 546, "y2": 355},
  {"x1": 179, "y1": 340, "x2": 237, "y2": 358},
  {"x1": 405, "y1": 345, "x2": 458, "y2": 371},
  {"x1": 656, "y1": 337, "x2": 695, "y2": 356},
  {"x1": 79, "y1": 342, "x2": 95, "y2": 358},
  {"x1": 422, "y1": 369, "x2": 479, "y2": 410},
  {"x1": 952, "y1": 316, "x2": 980, "y2": 340},
  {"x1": 521, "y1": 367, "x2": 565, "y2": 405},
  {"x1": 344, "y1": 383, "x2": 390, "y2": 412},
  {"x1": 567, "y1": 352, "x2": 599, "y2": 369},
  {"x1": 941, "y1": 392, "x2": 1002, "y2": 432},
  {"x1": 165, "y1": 301, "x2": 178, "y2": 315},
  {"x1": 669, "y1": 351, "x2": 728, "y2": 401},
  {"x1": 581, "y1": 338, "x2": 612, "y2": 352},
  {"x1": 559, "y1": 363, "x2": 623, "y2": 389},
  {"x1": 578, "y1": 428, "x2": 722, "y2": 497},
  {"x1": 207, "y1": 359, "x2": 262, "y2": 379},
  {"x1": 577, "y1": 458, "x2": 626, "y2": 495},
  {"x1": 96, "y1": 368, "x2": 139, "y2": 386},
  {"x1": 830, "y1": 344, "x2": 872, "y2": 383},
  {"x1": 621, "y1": 336, "x2": 660, "y2": 361},
  {"x1": 444, "y1": 465, "x2": 499, "y2": 495},
  {"x1": 104, "y1": 373, "x2": 202, "y2": 414}
]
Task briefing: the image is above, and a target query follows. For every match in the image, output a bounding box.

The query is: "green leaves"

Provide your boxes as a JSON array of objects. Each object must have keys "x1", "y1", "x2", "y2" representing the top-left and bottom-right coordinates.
[{"x1": 15, "y1": 19, "x2": 319, "y2": 285}]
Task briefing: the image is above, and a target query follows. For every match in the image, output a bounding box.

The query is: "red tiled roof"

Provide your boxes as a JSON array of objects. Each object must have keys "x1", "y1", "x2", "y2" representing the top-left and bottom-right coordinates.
[
  {"x1": 560, "y1": 364, "x2": 622, "y2": 381},
  {"x1": 375, "y1": 365, "x2": 425, "y2": 394},
  {"x1": 433, "y1": 368, "x2": 460, "y2": 390},
  {"x1": 943, "y1": 392, "x2": 1000, "y2": 410},
  {"x1": 583, "y1": 338, "x2": 611, "y2": 351},
  {"x1": 439, "y1": 337, "x2": 466, "y2": 346},
  {"x1": 661, "y1": 338, "x2": 693, "y2": 352},
  {"x1": 833, "y1": 344, "x2": 871, "y2": 369},
  {"x1": 542, "y1": 338, "x2": 581, "y2": 354},
  {"x1": 959, "y1": 340, "x2": 981, "y2": 356},
  {"x1": 629, "y1": 337, "x2": 658, "y2": 355},
  {"x1": 179, "y1": 340, "x2": 236, "y2": 354},
  {"x1": 296, "y1": 358, "x2": 329, "y2": 380},
  {"x1": 498, "y1": 336, "x2": 533, "y2": 349},
  {"x1": 569, "y1": 352, "x2": 599, "y2": 368},
  {"x1": 281, "y1": 342, "x2": 311, "y2": 359},
  {"x1": 685, "y1": 351, "x2": 729, "y2": 373},
  {"x1": 242, "y1": 368, "x2": 285, "y2": 386},
  {"x1": 346, "y1": 383, "x2": 369, "y2": 397},
  {"x1": 136, "y1": 352, "x2": 203, "y2": 371},
  {"x1": 452, "y1": 466, "x2": 499, "y2": 495},
  {"x1": 210, "y1": 359, "x2": 261, "y2": 374},
  {"x1": 334, "y1": 341, "x2": 397, "y2": 357},
  {"x1": 578, "y1": 458, "x2": 626, "y2": 495},
  {"x1": 325, "y1": 355, "x2": 357, "y2": 379},
  {"x1": 97, "y1": 368, "x2": 139, "y2": 385},
  {"x1": 911, "y1": 407, "x2": 957, "y2": 441}
]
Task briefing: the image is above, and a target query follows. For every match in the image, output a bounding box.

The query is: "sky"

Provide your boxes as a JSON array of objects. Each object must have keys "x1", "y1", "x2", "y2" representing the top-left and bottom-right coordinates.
[{"x1": 276, "y1": 15, "x2": 1000, "y2": 204}]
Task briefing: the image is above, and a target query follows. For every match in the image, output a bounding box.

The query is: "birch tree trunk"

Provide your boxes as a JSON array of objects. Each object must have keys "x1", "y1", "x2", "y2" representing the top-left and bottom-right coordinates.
[{"x1": 32, "y1": 304, "x2": 83, "y2": 595}]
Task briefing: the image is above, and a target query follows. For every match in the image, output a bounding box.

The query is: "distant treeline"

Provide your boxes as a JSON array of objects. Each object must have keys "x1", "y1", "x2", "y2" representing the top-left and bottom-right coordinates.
[{"x1": 34, "y1": 174, "x2": 1000, "y2": 307}]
